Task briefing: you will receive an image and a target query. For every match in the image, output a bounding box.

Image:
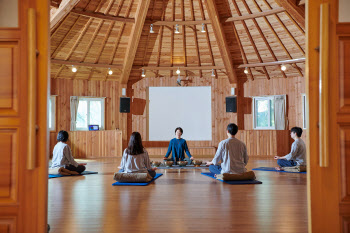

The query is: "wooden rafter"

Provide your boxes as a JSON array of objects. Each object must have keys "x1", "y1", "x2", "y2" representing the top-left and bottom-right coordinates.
[
  {"x1": 70, "y1": 9, "x2": 135, "y2": 23},
  {"x1": 155, "y1": 0, "x2": 167, "y2": 77},
  {"x1": 262, "y1": 0, "x2": 305, "y2": 55},
  {"x1": 189, "y1": 0, "x2": 202, "y2": 77},
  {"x1": 140, "y1": 66, "x2": 225, "y2": 70},
  {"x1": 275, "y1": 0, "x2": 305, "y2": 29},
  {"x1": 50, "y1": 0, "x2": 80, "y2": 30},
  {"x1": 237, "y1": 58, "x2": 305, "y2": 68},
  {"x1": 224, "y1": 7, "x2": 285, "y2": 22},
  {"x1": 181, "y1": 0, "x2": 187, "y2": 77},
  {"x1": 142, "y1": 0, "x2": 157, "y2": 75},
  {"x1": 198, "y1": 0, "x2": 217, "y2": 77},
  {"x1": 170, "y1": 0, "x2": 175, "y2": 77},
  {"x1": 149, "y1": 20, "x2": 211, "y2": 26},
  {"x1": 205, "y1": 0, "x2": 237, "y2": 84},
  {"x1": 241, "y1": 0, "x2": 287, "y2": 78},
  {"x1": 252, "y1": 0, "x2": 303, "y2": 77},
  {"x1": 119, "y1": 0, "x2": 152, "y2": 84},
  {"x1": 51, "y1": 59, "x2": 124, "y2": 68},
  {"x1": 230, "y1": 0, "x2": 270, "y2": 79}
]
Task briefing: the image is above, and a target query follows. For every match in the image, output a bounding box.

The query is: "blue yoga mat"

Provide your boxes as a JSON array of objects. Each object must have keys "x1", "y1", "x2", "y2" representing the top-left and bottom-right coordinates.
[
  {"x1": 49, "y1": 171, "x2": 98, "y2": 179},
  {"x1": 112, "y1": 173, "x2": 163, "y2": 186},
  {"x1": 252, "y1": 167, "x2": 306, "y2": 174},
  {"x1": 201, "y1": 172, "x2": 262, "y2": 184}
]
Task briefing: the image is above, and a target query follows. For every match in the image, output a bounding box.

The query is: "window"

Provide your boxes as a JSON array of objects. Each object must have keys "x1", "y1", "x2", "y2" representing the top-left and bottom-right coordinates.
[
  {"x1": 75, "y1": 97, "x2": 105, "y2": 130},
  {"x1": 49, "y1": 96, "x2": 56, "y2": 131},
  {"x1": 302, "y1": 94, "x2": 306, "y2": 129},
  {"x1": 253, "y1": 96, "x2": 275, "y2": 129}
]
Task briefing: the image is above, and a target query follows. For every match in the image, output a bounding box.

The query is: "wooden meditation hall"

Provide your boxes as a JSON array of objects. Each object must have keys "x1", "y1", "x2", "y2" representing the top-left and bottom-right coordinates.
[{"x1": 0, "y1": 0, "x2": 350, "y2": 232}]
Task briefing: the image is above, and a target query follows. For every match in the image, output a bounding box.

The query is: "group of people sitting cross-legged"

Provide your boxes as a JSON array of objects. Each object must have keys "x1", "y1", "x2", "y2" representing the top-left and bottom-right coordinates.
[{"x1": 50, "y1": 124, "x2": 306, "y2": 178}]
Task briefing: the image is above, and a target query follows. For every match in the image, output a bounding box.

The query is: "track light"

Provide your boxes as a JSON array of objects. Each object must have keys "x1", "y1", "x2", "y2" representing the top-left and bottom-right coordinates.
[
  {"x1": 141, "y1": 69, "x2": 146, "y2": 77},
  {"x1": 244, "y1": 67, "x2": 249, "y2": 74},
  {"x1": 201, "y1": 23, "x2": 206, "y2": 33},
  {"x1": 72, "y1": 65, "x2": 77, "y2": 73},
  {"x1": 108, "y1": 68, "x2": 113, "y2": 75},
  {"x1": 175, "y1": 24, "x2": 180, "y2": 34},
  {"x1": 150, "y1": 24, "x2": 154, "y2": 33},
  {"x1": 211, "y1": 69, "x2": 215, "y2": 77},
  {"x1": 176, "y1": 68, "x2": 180, "y2": 74},
  {"x1": 281, "y1": 65, "x2": 287, "y2": 71}
]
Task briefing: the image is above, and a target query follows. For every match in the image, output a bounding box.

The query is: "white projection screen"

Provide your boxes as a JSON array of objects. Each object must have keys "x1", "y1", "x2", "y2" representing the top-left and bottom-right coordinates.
[{"x1": 148, "y1": 86, "x2": 212, "y2": 141}]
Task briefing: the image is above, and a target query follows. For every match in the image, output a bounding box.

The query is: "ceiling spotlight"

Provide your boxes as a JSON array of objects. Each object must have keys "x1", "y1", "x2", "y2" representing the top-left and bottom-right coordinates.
[
  {"x1": 141, "y1": 69, "x2": 146, "y2": 77},
  {"x1": 281, "y1": 65, "x2": 287, "y2": 71},
  {"x1": 150, "y1": 24, "x2": 154, "y2": 33},
  {"x1": 72, "y1": 65, "x2": 77, "y2": 73},
  {"x1": 211, "y1": 69, "x2": 215, "y2": 77},
  {"x1": 108, "y1": 68, "x2": 113, "y2": 75},
  {"x1": 244, "y1": 67, "x2": 249, "y2": 74},
  {"x1": 201, "y1": 23, "x2": 206, "y2": 33},
  {"x1": 176, "y1": 68, "x2": 180, "y2": 74},
  {"x1": 175, "y1": 24, "x2": 180, "y2": 34}
]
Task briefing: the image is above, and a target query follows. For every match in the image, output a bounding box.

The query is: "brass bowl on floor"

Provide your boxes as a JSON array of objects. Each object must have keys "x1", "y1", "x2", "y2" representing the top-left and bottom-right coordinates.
[
  {"x1": 164, "y1": 161, "x2": 174, "y2": 167},
  {"x1": 177, "y1": 161, "x2": 187, "y2": 167},
  {"x1": 152, "y1": 161, "x2": 161, "y2": 167},
  {"x1": 192, "y1": 160, "x2": 203, "y2": 167}
]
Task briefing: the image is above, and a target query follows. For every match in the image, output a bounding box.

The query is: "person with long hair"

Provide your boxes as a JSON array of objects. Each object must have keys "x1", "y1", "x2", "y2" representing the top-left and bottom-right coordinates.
[{"x1": 119, "y1": 132, "x2": 157, "y2": 177}]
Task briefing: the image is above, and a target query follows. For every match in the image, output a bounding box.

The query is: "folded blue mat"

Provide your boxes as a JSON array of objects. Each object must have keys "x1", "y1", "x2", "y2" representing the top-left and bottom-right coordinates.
[
  {"x1": 49, "y1": 171, "x2": 98, "y2": 179},
  {"x1": 252, "y1": 167, "x2": 306, "y2": 174},
  {"x1": 112, "y1": 173, "x2": 163, "y2": 186},
  {"x1": 201, "y1": 172, "x2": 262, "y2": 184}
]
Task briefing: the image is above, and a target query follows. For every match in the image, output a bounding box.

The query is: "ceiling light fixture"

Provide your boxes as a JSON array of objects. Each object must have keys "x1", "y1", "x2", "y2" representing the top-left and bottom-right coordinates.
[
  {"x1": 211, "y1": 69, "x2": 215, "y2": 77},
  {"x1": 176, "y1": 67, "x2": 181, "y2": 74},
  {"x1": 281, "y1": 65, "x2": 287, "y2": 71},
  {"x1": 244, "y1": 67, "x2": 249, "y2": 74},
  {"x1": 201, "y1": 23, "x2": 206, "y2": 33},
  {"x1": 175, "y1": 24, "x2": 180, "y2": 34},
  {"x1": 108, "y1": 68, "x2": 113, "y2": 75},
  {"x1": 150, "y1": 24, "x2": 154, "y2": 33},
  {"x1": 141, "y1": 69, "x2": 146, "y2": 77},
  {"x1": 72, "y1": 65, "x2": 77, "y2": 73}
]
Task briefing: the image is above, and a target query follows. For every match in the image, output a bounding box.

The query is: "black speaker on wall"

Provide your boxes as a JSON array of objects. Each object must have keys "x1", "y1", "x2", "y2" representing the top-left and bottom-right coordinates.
[
  {"x1": 226, "y1": 96, "x2": 237, "y2": 113},
  {"x1": 120, "y1": 97, "x2": 130, "y2": 113}
]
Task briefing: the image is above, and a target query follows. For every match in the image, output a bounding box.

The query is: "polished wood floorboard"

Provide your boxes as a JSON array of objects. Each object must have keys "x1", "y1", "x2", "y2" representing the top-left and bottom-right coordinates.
[{"x1": 48, "y1": 158, "x2": 308, "y2": 233}]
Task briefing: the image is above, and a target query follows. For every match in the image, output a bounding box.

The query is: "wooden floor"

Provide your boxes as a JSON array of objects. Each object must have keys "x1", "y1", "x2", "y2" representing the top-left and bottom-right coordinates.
[{"x1": 48, "y1": 158, "x2": 308, "y2": 233}]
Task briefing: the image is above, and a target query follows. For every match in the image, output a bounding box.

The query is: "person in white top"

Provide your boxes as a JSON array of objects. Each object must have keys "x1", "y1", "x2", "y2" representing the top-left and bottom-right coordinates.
[
  {"x1": 119, "y1": 132, "x2": 157, "y2": 177},
  {"x1": 206, "y1": 123, "x2": 249, "y2": 175},
  {"x1": 51, "y1": 130, "x2": 87, "y2": 173},
  {"x1": 274, "y1": 127, "x2": 307, "y2": 170}
]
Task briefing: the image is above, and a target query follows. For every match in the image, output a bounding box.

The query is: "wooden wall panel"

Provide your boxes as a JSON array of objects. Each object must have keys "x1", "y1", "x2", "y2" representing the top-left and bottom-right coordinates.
[{"x1": 49, "y1": 130, "x2": 122, "y2": 158}]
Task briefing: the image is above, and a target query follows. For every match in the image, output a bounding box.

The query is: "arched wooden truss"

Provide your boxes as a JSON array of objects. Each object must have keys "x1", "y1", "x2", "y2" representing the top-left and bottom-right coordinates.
[{"x1": 50, "y1": 0, "x2": 305, "y2": 84}]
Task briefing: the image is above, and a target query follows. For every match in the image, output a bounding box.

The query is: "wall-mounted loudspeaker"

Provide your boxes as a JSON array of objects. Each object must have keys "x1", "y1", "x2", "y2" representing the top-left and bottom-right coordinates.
[
  {"x1": 226, "y1": 96, "x2": 237, "y2": 113},
  {"x1": 120, "y1": 97, "x2": 130, "y2": 113}
]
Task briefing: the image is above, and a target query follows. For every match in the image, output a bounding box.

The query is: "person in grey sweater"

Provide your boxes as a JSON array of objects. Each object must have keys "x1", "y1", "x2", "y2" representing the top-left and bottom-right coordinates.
[
  {"x1": 206, "y1": 123, "x2": 249, "y2": 175},
  {"x1": 274, "y1": 127, "x2": 306, "y2": 170},
  {"x1": 119, "y1": 132, "x2": 157, "y2": 177},
  {"x1": 51, "y1": 130, "x2": 86, "y2": 173}
]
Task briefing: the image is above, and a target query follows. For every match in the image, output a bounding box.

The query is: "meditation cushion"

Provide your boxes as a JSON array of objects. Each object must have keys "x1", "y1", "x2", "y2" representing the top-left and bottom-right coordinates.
[
  {"x1": 283, "y1": 165, "x2": 307, "y2": 173},
  {"x1": 216, "y1": 171, "x2": 256, "y2": 181},
  {"x1": 113, "y1": 172, "x2": 152, "y2": 183},
  {"x1": 49, "y1": 167, "x2": 79, "y2": 176}
]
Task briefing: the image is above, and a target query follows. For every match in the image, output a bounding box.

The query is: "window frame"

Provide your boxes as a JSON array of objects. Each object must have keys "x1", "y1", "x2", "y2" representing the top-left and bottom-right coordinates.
[
  {"x1": 75, "y1": 97, "x2": 105, "y2": 131},
  {"x1": 302, "y1": 94, "x2": 307, "y2": 129},
  {"x1": 253, "y1": 96, "x2": 275, "y2": 130},
  {"x1": 49, "y1": 96, "x2": 56, "y2": 131}
]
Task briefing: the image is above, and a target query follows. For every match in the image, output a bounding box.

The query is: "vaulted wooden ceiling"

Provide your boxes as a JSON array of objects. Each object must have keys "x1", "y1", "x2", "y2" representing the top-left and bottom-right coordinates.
[{"x1": 50, "y1": 0, "x2": 305, "y2": 83}]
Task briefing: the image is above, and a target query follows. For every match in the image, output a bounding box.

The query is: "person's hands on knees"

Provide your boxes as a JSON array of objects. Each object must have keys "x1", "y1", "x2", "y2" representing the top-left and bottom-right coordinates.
[
  {"x1": 206, "y1": 161, "x2": 213, "y2": 166},
  {"x1": 152, "y1": 167, "x2": 157, "y2": 171},
  {"x1": 79, "y1": 163, "x2": 87, "y2": 166},
  {"x1": 190, "y1": 157, "x2": 194, "y2": 160}
]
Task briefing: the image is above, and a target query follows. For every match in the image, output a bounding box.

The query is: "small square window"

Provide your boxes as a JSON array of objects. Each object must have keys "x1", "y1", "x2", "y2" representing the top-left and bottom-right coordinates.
[
  {"x1": 49, "y1": 96, "x2": 56, "y2": 131},
  {"x1": 75, "y1": 97, "x2": 105, "y2": 131},
  {"x1": 253, "y1": 97, "x2": 275, "y2": 129}
]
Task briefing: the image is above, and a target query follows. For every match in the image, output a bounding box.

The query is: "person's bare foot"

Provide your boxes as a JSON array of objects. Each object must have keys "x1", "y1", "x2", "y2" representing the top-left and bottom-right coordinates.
[
  {"x1": 275, "y1": 167, "x2": 283, "y2": 171},
  {"x1": 214, "y1": 174, "x2": 217, "y2": 177}
]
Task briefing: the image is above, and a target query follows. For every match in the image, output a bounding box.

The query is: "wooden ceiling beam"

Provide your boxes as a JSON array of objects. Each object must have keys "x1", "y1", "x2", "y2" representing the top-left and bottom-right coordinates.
[
  {"x1": 224, "y1": 7, "x2": 285, "y2": 22},
  {"x1": 204, "y1": 0, "x2": 238, "y2": 84},
  {"x1": 237, "y1": 58, "x2": 305, "y2": 68},
  {"x1": 50, "y1": 0, "x2": 80, "y2": 30},
  {"x1": 119, "y1": 0, "x2": 152, "y2": 84},
  {"x1": 148, "y1": 20, "x2": 211, "y2": 26},
  {"x1": 51, "y1": 59, "x2": 124, "y2": 69},
  {"x1": 275, "y1": 0, "x2": 305, "y2": 29},
  {"x1": 139, "y1": 66, "x2": 225, "y2": 70},
  {"x1": 70, "y1": 9, "x2": 135, "y2": 23}
]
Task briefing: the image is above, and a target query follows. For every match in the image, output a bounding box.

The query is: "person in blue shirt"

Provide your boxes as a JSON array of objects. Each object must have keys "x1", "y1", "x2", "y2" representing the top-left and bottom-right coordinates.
[{"x1": 163, "y1": 127, "x2": 195, "y2": 165}]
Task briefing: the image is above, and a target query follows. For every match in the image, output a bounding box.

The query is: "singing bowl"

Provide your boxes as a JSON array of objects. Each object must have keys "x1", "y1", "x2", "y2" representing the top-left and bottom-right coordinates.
[
  {"x1": 164, "y1": 161, "x2": 174, "y2": 167},
  {"x1": 192, "y1": 160, "x2": 203, "y2": 167},
  {"x1": 152, "y1": 161, "x2": 161, "y2": 167},
  {"x1": 177, "y1": 161, "x2": 188, "y2": 166}
]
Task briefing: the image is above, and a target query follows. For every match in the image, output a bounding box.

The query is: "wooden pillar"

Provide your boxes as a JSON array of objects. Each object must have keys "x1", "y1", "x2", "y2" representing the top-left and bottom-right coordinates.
[
  {"x1": 236, "y1": 79, "x2": 245, "y2": 130},
  {"x1": 118, "y1": 83, "x2": 128, "y2": 149}
]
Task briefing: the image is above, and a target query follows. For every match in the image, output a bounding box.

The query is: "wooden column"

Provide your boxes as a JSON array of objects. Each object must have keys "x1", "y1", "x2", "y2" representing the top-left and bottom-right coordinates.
[
  {"x1": 236, "y1": 80, "x2": 245, "y2": 130},
  {"x1": 119, "y1": 84, "x2": 128, "y2": 149}
]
